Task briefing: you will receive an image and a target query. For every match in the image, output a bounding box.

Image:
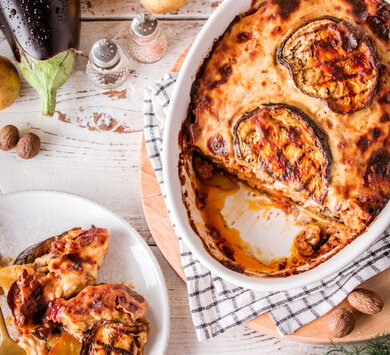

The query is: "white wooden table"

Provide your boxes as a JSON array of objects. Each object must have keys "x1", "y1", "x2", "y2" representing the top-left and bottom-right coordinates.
[{"x1": 0, "y1": 1, "x2": 348, "y2": 353}]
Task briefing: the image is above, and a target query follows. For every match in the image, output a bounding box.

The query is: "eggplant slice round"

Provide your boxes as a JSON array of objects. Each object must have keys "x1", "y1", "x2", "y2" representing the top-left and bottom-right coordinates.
[
  {"x1": 233, "y1": 104, "x2": 331, "y2": 204},
  {"x1": 81, "y1": 320, "x2": 149, "y2": 355},
  {"x1": 13, "y1": 227, "x2": 85, "y2": 265},
  {"x1": 13, "y1": 235, "x2": 59, "y2": 265},
  {"x1": 278, "y1": 17, "x2": 379, "y2": 114}
]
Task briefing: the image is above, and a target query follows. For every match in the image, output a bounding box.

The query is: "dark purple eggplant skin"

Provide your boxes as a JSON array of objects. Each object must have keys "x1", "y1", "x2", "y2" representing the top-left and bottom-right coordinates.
[
  {"x1": 0, "y1": 0, "x2": 80, "y2": 61},
  {"x1": 13, "y1": 235, "x2": 58, "y2": 265},
  {"x1": 13, "y1": 227, "x2": 82, "y2": 265}
]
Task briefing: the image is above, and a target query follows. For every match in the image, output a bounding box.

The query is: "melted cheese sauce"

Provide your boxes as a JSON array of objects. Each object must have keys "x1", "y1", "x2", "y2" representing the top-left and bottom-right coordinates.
[{"x1": 197, "y1": 177, "x2": 320, "y2": 273}]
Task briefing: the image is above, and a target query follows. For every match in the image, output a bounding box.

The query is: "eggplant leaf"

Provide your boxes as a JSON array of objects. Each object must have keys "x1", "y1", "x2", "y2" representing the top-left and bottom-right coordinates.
[{"x1": 18, "y1": 47, "x2": 77, "y2": 116}]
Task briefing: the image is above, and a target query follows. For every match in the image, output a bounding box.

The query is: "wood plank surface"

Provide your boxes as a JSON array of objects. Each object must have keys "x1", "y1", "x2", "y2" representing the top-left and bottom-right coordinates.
[
  {"x1": 0, "y1": 0, "x2": 387, "y2": 353},
  {"x1": 0, "y1": 19, "x2": 203, "y2": 245},
  {"x1": 0, "y1": 20, "x2": 203, "y2": 133},
  {"x1": 81, "y1": 0, "x2": 219, "y2": 19}
]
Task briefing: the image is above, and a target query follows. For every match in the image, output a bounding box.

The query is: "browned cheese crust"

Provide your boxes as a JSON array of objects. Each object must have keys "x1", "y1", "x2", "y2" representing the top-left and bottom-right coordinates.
[
  {"x1": 7, "y1": 228, "x2": 110, "y2": 337},
  {"x1": 185, "y1": 0, "x2": 390, "y2": 234},
  {"x1": 46, "y1": 284, "x2": 147, "y2": 340}
]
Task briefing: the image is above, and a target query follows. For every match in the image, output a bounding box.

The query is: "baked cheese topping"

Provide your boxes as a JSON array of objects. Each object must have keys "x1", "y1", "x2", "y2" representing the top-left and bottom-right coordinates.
[
  {"x1": 6, "y1": 228, "x2": 150, "y2": 355},
  {"x1": 180, "y1": 0, "x2": 389, "y2": 275},
  {"x1": 46, "y1": 284, "x2": 147, "y2": 341}
]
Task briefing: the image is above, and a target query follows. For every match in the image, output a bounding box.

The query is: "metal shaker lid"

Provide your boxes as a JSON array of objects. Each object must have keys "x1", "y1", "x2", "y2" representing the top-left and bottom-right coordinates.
[
  {"x1": 91, "y1": 39, "x2": 120, "y2": 68},
  {"x1": 131, "y1": 13, "x2": 159, "y2": 40}
]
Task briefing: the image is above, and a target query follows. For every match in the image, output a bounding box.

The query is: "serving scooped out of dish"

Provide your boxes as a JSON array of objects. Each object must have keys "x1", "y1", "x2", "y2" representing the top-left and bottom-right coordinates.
[
  {"x1": 1, "y1": 227, "x2": 149, "y2": 355},
  {"x1": 163, "y1": 0, "x2": 390, "y2": 288}
]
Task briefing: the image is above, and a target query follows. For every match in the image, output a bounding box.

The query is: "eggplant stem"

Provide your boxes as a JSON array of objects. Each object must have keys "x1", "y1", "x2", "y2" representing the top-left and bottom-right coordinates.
[
  {"x1": 17, "y1": 46, "x2": 77, "y2": 116},
  {"x1": 38, "y1": 88, "x2": 56, "y2": 116}
]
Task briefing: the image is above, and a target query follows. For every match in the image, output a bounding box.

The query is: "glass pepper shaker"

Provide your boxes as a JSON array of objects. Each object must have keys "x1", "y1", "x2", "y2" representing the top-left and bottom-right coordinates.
[
  {"x1": 86, "y1": 39, "x2": 128, "y2": 89},
  {"x1": 128, "y1": 13, "x2": 168, "y2": 64}
]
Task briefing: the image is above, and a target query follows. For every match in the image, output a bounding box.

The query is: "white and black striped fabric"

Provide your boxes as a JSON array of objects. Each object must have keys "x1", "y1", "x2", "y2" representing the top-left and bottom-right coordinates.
[{"x1": 143, "y1": 73, "x2": 390, "y2": 341}]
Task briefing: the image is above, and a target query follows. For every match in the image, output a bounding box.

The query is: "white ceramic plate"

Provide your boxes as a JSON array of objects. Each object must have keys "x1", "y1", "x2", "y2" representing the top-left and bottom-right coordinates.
[
  {"x1": 162, "y1": 0, "x2": 390, "y2": 291},
  {"x1": 0, "y1": 190, "x2": 170, "y2": 355}
]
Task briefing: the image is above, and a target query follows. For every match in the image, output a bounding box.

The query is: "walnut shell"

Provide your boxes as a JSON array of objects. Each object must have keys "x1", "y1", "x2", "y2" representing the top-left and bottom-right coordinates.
[
  {"x1": 0, "y1": 125, "x2": 19, "y2": 151},
  {"x1": 347, "y1": 288, "x2": 384, "y2": 315},
  {"x1": 16, "y1": 133, "x2": 41, "y2": 159},
  {"x1": 328, "y1": 308, "x2": 355, "y2": 338}
]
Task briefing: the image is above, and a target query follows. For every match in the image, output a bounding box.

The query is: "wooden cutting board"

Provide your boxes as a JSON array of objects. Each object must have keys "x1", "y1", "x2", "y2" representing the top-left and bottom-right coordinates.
[{"x1": 139, "y1": 48, "x2": 390, "y2": 344}]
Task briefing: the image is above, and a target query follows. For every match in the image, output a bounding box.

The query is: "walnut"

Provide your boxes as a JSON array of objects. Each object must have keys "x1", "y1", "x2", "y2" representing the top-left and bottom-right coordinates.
[
  {"x1": 16, "y1": 133, "x2": 41, "y2": 159},
  {"x1": 0, "y1": 124, "x2": 19, "y2": 151},
  {"x1": 347, "y1": 288, "x2": 384, "y2": 315},
  {"x1": 328, "y1": 308, "x2": 355, "y2": 338}
]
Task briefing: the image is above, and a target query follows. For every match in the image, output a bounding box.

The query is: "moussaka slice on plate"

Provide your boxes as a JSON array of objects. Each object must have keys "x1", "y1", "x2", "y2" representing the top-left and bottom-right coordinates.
[
  {"x1": 179, "y1": 0, "x2": 390, "y2": 276},
  {"x1": 5, "y1": 227, "x2": 110, "y2": 354},
  {"x1": 3, "y1": 227, "x2": 150, "y2": 355}
]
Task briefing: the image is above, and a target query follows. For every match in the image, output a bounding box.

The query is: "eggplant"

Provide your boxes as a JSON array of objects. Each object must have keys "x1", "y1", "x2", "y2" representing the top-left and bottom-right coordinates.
[
  {"x1": 233, "y1": 104, "x2": 331, "y2": 204},
  {"x1": 13, "y1": 235, "x2": 59, "y2": 265},
  {"x1": 81, "y1": 320, "x2": 149, "y2": 355},
  {"x1": 278, "y1": 17, "x2": 378, "y2": 114},
  {"x1": 0, "y1": 0, "x2": 80, "y2": 115},
  {"x1": 13, "y1": 227, "x2": 81, "y2": 265}
]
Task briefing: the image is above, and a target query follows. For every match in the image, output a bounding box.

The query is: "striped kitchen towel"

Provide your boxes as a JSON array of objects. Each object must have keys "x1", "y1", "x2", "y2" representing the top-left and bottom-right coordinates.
[{"x1": 143, "y1": 73, "x2": 390, "y2": 341}]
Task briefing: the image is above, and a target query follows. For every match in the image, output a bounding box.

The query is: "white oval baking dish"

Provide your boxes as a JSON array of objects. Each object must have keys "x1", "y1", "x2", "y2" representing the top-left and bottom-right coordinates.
[{"x1": 161, "y1": 0, "x2": 390, "y2": 291}]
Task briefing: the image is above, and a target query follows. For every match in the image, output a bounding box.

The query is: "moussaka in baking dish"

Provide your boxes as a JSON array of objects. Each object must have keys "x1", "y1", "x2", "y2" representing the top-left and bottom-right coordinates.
[{"x1": 179, "y1": 0, "x2": 390, "y2": 276}]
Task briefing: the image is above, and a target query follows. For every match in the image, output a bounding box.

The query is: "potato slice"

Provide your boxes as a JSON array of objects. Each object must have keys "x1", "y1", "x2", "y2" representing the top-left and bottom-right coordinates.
[
  {"x1": 48, "y1": 333, "x2": 81, "y2": 355},
  {"x1": 0, "y1": 265, "x2": 34, "y2": 291}
]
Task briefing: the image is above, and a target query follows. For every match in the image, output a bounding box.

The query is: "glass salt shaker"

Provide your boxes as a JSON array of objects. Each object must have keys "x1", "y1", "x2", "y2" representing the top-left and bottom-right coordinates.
[
  {"x1": 86, "y1": 39, "x2": 128, "y2": 89},
  {"x1": 128, "y1": 13, "x2": 168, "y2": 63}
]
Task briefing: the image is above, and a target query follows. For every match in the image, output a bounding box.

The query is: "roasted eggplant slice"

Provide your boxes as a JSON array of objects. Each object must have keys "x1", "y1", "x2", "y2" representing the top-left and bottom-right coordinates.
[
  {"x1": 14, "y1": 227, "x2": 82, "y2": 265},
  {"x1": 81, "y1": 321, "x2": 149, "y2": 355},
  {"x1": 46, "y1": 284, "x2": 147, "y2": 340},
  {"x1": 14, "y1": 227, "x2": 110, "y2": 301},
  {"x1": 233, "y1": 104, "x2": 331, "y2": 204},
  {"x1": 278, "y1": 17, "x2": 378, "y2": 114},
  {"x1": 14, "y1": 235, "x2": 59, "y2": 265}
]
